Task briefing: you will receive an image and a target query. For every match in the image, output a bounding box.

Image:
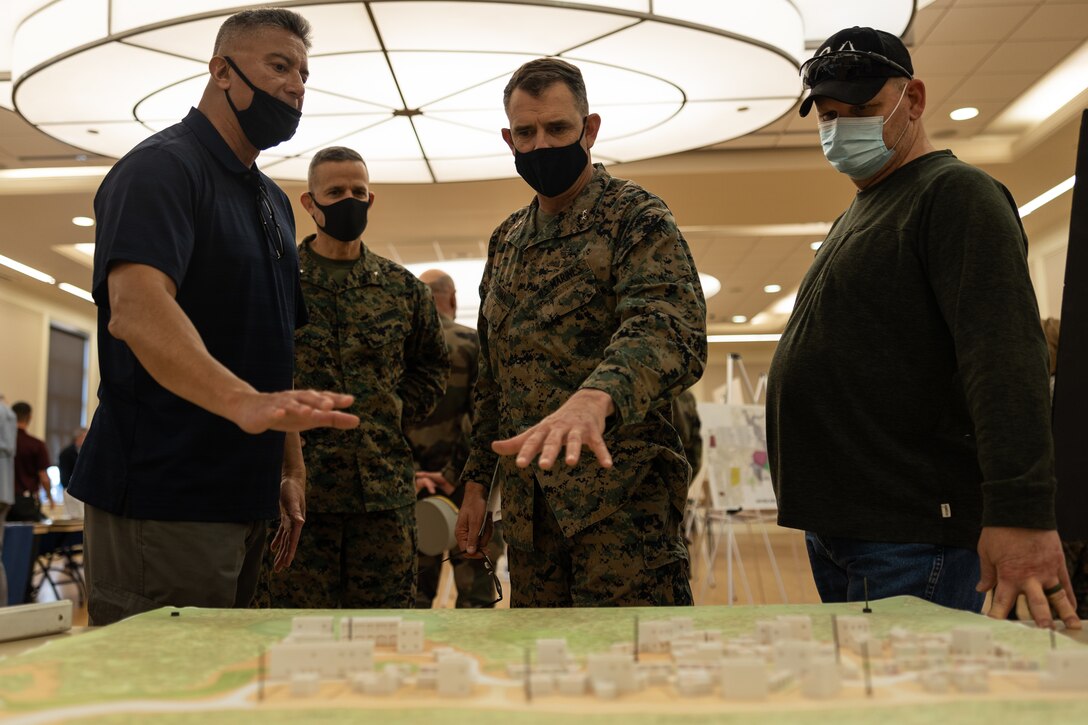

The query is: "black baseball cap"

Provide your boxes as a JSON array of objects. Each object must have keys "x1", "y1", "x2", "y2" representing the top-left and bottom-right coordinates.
[{"x1": 799, "y1": 26, "x2": 914, "y2": 117}]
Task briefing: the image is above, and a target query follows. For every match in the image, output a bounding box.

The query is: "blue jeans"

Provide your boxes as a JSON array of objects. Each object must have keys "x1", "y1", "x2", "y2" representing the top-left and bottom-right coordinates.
[{"x1": 805, "y1": 532, "x2": 985, "y2": 613}]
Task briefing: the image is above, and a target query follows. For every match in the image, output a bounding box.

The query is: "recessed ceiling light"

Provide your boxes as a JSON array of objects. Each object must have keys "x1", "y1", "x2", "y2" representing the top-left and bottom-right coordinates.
[
  {"x1": 764, "y1": 284, "x2": 782, "y2": 294},
  {"x1": 810, "y1": 240, "x2": 823, "y2": 251},
  {"x1": 72, "y1": 216, "x2": 95, "y2": 227},
  {"x1": 731, "y1": 315, "x2": 748, "y2": 324},
  {"x1": 949, "y1": 107, "x2": 979, "y2": 121}
]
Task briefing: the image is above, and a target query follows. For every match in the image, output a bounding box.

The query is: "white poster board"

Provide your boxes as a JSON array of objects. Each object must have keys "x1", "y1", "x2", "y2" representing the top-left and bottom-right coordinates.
[{"x1": 695, "y1": 402, "x2": 777, "y2": 512}]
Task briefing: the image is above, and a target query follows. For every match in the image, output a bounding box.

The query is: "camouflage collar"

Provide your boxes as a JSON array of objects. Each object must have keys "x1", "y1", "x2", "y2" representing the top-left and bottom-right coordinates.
[
  {"x1": 298, "y1": 237, "x2": 382, "y2": 290},
  {"x1": 506, "y1": 163, "x2": 611, "y2": 248}
]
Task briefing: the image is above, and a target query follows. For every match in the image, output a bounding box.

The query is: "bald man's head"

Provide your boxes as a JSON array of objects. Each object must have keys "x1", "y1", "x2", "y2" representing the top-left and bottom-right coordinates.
[{"x1": 420, "y1": 269, "x2": 456, "y2": 317}]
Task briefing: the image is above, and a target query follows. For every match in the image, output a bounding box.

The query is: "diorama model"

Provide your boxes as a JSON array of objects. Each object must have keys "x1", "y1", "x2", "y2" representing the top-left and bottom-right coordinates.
[{"x1": 262, "y1": 612, "x2": 1088, "y2": 701}]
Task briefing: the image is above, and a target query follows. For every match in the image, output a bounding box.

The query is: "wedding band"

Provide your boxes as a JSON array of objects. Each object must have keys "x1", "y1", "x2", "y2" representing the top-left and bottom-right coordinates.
[{"x1": 1043, "y1": 583, "x2": 1064, "y2": 597}]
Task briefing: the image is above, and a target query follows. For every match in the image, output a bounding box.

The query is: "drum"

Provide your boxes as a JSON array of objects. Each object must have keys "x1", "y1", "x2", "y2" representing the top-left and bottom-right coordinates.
[{"x1": 415, "y1": 495, "x2": 459, "y2": 556}]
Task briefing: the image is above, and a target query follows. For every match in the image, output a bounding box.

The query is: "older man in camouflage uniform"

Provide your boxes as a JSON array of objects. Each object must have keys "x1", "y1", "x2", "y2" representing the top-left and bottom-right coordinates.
[
  {"x1": 407, "y1": 269, "x2": 500, "y2": 608},
  {"x1": 263, "y1": 146, "x2": 449, "y2": 608},
  {"x1": 455, "y1": 58, "x2": 707, "y2": 607}
]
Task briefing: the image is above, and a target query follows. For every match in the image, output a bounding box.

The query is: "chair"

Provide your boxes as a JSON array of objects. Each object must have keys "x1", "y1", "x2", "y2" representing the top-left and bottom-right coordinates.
[
  {"x1": 32, "y1": 530, "x2": 86, "y2": 606},
  {"x1": 2, "y1": 523, "x2": 36, "y2": 605}
]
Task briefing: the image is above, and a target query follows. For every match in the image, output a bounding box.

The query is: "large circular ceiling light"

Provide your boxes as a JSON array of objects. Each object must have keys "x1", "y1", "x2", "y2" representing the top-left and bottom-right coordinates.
[{"x1": 3, "y1": 1, "x2": 914, "y2": 183}]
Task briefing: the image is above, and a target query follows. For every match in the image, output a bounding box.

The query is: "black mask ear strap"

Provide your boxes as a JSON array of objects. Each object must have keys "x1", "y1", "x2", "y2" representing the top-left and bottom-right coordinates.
[
  {"x1": 223, "y1": 56, "x2": 258, "y2": 91},
  {"x1": 222, "y1": 56, "x2": 258, "y2": 113}
]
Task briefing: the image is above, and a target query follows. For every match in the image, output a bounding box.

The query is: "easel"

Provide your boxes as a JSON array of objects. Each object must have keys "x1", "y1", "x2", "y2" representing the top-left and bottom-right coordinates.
[{"x1": 693, "y1": 353, "x2": 787, "y2": 605}]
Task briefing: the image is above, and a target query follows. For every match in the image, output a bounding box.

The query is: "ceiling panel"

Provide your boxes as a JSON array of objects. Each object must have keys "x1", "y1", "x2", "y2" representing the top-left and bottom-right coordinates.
[
  {"x1": 1012, "y1": 3, "x2": 1088, "y2": 39},
  {"x1": 974, "y1": 38, "x2": 1080, "y2": 72},
  {"x1": 911, "y1": 42, "x2": 995, "y2": 76},
  {"x1": 923, "y1": 5, "x2": 1036, "y2": 44},
  {"x1": 952, "y1": 72, "x2": 1039, "y2": 101},
  {"x1": 921, "y1": 74, "x2": 966, "y2": 109}
]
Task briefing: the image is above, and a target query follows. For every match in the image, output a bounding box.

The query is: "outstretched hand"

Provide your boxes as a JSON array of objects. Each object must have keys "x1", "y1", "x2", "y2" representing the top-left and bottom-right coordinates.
[
  {"x1": 234, "y1": 390, "x2": 359, "y2": 434},
  {"x1": 491, "y1": 388, "x2": 614, "y2": 470},
  {"x1": 978, "y1": 526, "x2": 1080, "y2": 629}
]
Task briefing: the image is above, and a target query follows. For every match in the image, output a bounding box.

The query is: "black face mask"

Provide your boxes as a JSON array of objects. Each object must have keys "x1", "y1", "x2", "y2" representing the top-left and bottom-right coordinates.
[
  {"x1": 513, "y1": 120, "x2": 588, "y2": 197},
  {"x1": 223, "y1": 56, "x2": 301, "y2": 150},
  {"x1": 311, "y1": 196, "x2": 369, "y2": 242}
]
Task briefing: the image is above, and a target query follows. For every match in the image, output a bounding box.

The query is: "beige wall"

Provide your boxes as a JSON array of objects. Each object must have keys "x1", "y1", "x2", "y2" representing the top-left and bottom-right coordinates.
[
  {"x1": 1028, "y1": 218, "x2": 1071, "y2": 320},
  {"x1": 0, "y1": 283, "x2": 98, "y2": 439}
]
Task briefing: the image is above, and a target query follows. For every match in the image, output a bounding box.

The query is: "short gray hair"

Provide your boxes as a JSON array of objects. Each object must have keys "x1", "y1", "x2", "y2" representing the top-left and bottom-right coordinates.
[
  {"x1": 503, "y1": 58, "x2": 589, "y2": 116},
  {"x1": 308, "y1": 146, "x2": 368, "y2": 189},
  {"x1": 214, "y1": 8, "x2": 312, "y2": 54}
]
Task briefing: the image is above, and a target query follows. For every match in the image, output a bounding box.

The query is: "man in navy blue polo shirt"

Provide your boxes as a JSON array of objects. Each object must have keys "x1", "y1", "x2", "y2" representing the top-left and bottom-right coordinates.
[{"x1": 68, "y1": 8, "x2": 359, "y2": 626}]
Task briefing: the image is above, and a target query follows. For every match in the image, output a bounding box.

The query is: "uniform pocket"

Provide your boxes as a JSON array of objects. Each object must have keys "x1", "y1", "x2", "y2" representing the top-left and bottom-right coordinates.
[{"x1": 532, "y1": 269, "x2": 599, "y2": 325}]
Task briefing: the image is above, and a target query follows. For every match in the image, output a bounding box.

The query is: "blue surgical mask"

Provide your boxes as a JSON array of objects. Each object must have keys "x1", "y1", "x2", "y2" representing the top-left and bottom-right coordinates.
[{"x1": 817, "y1": 84, "x2": 908, "y2": 180}]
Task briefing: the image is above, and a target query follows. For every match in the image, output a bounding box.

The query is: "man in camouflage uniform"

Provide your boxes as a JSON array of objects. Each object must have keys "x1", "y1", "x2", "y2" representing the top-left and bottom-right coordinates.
[
  {"x1": 262, "y1": 146, "x2": 449, "y2": 608},
  {"x1": 455, "y1": 58, "x2": 707, "y2": 607},
  {"x1": 407, "y1": 269, "x2": 500, "y2": 608}
]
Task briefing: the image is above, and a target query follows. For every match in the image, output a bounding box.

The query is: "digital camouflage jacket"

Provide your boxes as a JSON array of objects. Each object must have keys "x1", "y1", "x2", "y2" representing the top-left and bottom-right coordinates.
[
  {"x1": 295, "y1": 240, "x2": 449, "y2": 513},
  {"x1": 461, "y1": 165, "x2": 707, "y2": 549}
]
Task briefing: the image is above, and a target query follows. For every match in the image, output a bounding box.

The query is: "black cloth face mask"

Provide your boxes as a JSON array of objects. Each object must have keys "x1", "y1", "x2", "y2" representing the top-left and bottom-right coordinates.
[
  {"x1": 223, "y1": 56, "x2": 302, "y2": 150},
  {"x1": 513, "y1": 119, "x2": 588, "y2": 197},
  {"x1": 311, "y1": 196, "x2": 369, "y2": 242}
]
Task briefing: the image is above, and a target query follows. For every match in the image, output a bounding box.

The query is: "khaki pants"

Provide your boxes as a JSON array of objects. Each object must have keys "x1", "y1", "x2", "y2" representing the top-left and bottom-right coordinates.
[{"x1": 84, "y1": 504, "x2": 266, "y2": 625}]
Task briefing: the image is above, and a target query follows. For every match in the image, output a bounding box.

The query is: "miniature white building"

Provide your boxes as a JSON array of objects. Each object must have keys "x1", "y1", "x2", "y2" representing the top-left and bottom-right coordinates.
[
  {"x1": 637, "y1": 662, "x2": 672, "y2": 686},
  {"x1": 675, "y1": 668, "x2": 713, "y2": 696},
  {"x1": 587, "y1": 653, "x2": 638, "y2": 695},
  {"x1": 289, "y1": 616, "x2": 335, "y2": 642},
  {"x1": 556, "y1": 672, "x2": 588, "y2": 696},
  {"x1": 720, "y1": 657, "x2": 768, "y2": 701},
  {"x1": 350, "y1": 668, "x2": 400, "y2": 696},
  {"x1": 950, "y1": 627, "x2": 993, "y2": 657},
  {"x1": 537, "y1": 639, "x2": 571, "y2": 669},
  {"x1": 397, "y1": 620, "x2": 424, "y2": 654},
  {"x1": 774, "y1": 640, "x2": 834, "y2": 676},
  {"x1": 529, "y1": 672, "x2": 556, "y2": 696},
  {"x1": 675, "y1": 641, "x2": 725, "y2": 667},
  {"x1": 638, "y1": 620, "x2": 674, "y2": 653},
  {"x1": 437, "y1": 654, "x2": 474, "y2": 697},
  {"x1": 777, "y1": 615, "x2": 813, "y2": 641},
  {"x1": 349, "y1": 616, "x2": 402, "y2": 646},
  {"x1": 1040, "y1": 649, "x2": 1088, "y2": 690},
  {"x1": 290, "y1": 671, "x2": 320, "y2": 697},
  {"x1": 835, "y1": 616, "x2": 871, "y2": 654},
  {"x1": 416, "y1": 663, "x2": 438, "y2": 689},
  {"x1": 755, "y1": 620, "x2": 791, "y2": 645},
  {"x1": 919, "y1": 669, "x2": 949, "y2": 694},
  {"x1": 800, "y1": 658, "x2": 841, "y2": 699},
  {"x1": 950, "y1": 664, "x2": 988, "y2": 692},
  {"x1": 267, "y1": 638, "x2": 374, "y2": 680}
]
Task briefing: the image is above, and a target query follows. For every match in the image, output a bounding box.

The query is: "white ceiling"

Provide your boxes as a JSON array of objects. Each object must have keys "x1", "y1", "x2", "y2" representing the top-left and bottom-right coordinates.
[{"x1": 0, "y1": 0, "x2": 1085, "y2": 335}]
